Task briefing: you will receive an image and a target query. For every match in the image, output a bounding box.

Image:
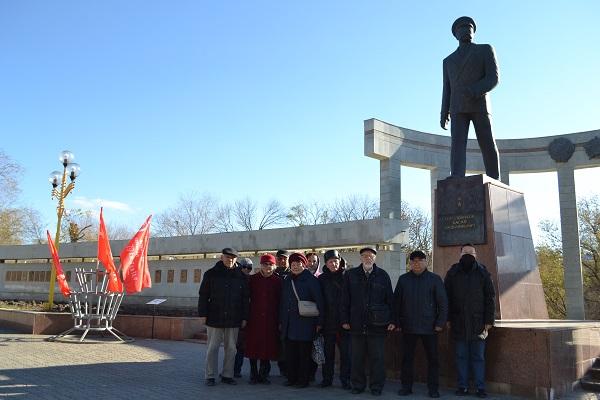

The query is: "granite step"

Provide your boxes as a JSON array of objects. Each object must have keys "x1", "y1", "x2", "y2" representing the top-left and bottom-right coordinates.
[
  {"x1": 581, "y1": 377, "x2": 600, "y2": 392},
  {"x1": 589, "y1": 367, "x2": 600, "y2": 381}
]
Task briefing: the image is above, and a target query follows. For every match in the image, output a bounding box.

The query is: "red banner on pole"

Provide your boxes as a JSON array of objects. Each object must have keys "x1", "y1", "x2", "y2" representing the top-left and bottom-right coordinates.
[
  {"x1": 120, "y1": 215, "x2": 152, "y2": 294},
  {"x1": 46, "y1": 231, "x2": 71, "y2": 297},
  {"x1": 98, "y1": 208, "x2": 123, "y2": 293}
]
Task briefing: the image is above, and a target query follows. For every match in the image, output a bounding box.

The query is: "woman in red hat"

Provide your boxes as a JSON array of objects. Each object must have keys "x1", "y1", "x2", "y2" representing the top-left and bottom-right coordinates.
[{"x1": 245, "y1": 253, "x2": 282, "y2": 384}]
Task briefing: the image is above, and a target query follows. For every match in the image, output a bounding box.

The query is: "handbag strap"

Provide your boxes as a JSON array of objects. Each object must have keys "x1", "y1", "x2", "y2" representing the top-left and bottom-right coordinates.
[{"x1": 291, "y1": 279, "x2": 301, "y2": 301}]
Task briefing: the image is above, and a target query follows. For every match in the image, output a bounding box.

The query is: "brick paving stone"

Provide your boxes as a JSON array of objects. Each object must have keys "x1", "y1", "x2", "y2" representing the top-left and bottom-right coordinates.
[{"x1": 0, "y1": 333, "x2": 597, "y2": 400}]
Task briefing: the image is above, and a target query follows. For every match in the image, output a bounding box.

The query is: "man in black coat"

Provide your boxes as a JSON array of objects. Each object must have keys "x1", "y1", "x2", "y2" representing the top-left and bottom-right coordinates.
[
  {"x1": 440, "y1": 16, "x2": 500, "y2": 180},
  {"x1": 198, "y1": 248, "x2": 250, "y2": 386},
  {"x1": 444, "y1": 244, "x2": 495, "y2": 398},
  {"x1": 394, "y1": 250, "x2": 447, "y2": 398},
  {"x1": 273, "y1": 249, "x2": 290, "y2": 376},
  {"x1": 341, "y1": 247, "x2": 395, "y2": 396},
  {"x1": 318, "y1": 250, "x2": 351, "y2": 390}
]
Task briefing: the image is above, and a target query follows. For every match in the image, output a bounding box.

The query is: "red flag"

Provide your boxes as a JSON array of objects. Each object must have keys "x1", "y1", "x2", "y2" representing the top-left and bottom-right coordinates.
[
  {"x1": 120, "y1": 215, "x2": 152, "y2": 294},
  {"x1": 98, "y1": 208, "x2": 123, "y2": 293},
  {"x1": 46, "y1": 231, "x2": 71, "y2": 297}
]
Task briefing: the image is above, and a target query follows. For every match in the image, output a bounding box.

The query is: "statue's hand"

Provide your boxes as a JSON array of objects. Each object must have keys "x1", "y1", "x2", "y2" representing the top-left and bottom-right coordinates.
[{"x1": 440, "y1": 114, "x2": 449, "y2": 130}]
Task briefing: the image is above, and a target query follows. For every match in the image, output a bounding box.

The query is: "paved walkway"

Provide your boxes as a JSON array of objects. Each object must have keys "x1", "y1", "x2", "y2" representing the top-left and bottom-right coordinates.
[{"x1": 0, "y1": 332, "x2": 597, "y2": 400}]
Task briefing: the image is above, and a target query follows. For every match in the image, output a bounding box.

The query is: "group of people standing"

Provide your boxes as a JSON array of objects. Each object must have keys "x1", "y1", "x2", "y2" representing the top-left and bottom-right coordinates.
[{"x1": 197, "y1": 244, "x2": 495, "y2": 398}]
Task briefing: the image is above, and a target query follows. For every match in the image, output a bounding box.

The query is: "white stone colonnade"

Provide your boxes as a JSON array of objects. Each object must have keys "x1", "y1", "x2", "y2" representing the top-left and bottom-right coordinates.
[{"x1": 364, "y1": 118, "x2": 600, "y2": 320}]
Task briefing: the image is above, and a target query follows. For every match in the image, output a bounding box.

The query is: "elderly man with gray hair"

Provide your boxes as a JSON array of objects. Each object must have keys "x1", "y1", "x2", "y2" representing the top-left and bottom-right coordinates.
[{"x1": 198, "y1": 248, "x2": 250, "y2": 386}]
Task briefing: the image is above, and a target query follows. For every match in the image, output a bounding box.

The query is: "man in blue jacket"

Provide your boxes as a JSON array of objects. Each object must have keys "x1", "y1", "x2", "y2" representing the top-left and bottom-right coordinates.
[
  {"x1": 341, "y1": 247, "x2": 395, "y2": 396},
  {"x1": 394, "y1": 250, "x2": 448, "y2": 398}
]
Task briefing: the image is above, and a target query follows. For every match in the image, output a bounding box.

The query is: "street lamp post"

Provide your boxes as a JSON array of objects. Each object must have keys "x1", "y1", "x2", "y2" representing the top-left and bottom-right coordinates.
[{"x1": 47, "y1": 150, "x2": 80, "y2": 310}]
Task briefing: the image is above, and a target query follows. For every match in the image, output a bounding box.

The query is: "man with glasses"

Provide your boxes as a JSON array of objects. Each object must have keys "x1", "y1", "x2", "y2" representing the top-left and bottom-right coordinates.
[
  {"x1": 198, "y1": 248, "x2": 250, "y2": 386},
  {"x1": 394, "y1": 250, "x2": 447, "y2": 398}
]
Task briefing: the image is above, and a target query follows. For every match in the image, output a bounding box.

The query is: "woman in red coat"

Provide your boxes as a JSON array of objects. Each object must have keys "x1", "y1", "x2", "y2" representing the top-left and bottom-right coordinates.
[{"x1": 245, "y1": 253, "x2": 282, "y2": 384}]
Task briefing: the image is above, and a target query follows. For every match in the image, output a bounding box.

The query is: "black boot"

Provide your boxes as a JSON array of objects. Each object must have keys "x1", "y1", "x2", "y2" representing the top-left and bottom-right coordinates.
[
  {"x1": 249, "y1": 359, "x2": 259, "y2": 384},
  {"x1": 259, "y1": 360, "x2": 271, "y2": 384}
]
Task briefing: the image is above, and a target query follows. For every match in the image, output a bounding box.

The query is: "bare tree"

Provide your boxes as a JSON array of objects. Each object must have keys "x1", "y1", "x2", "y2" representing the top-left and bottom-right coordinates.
[
  {"x1": 154, "y1": 192, "x2": 218, "y2": 237},
  {"x1": 331, "y1": 194, "x2": 379, "y2": 222},
  {"x1": 214, "y1": 204, "x2": 236, "y2": 233},
  {"x1": 234, "y1": 197, "x2": 257, "y2": 231},
  {"x1": 233, "y1": 197, "x2": 287, "y2": 231},
  {"x1": 287, "y1": 200, "x2": 332, "y2": 226},
  {"x1": 60, "y1": 209, "x2": 94, "y2": 242},
  {"x1": 19, "y1": 207, "x2": 46, "y2": 244},
  {"x1": 400, "y1": 201, "x2": 432, "y2": 258},
  {"x1": 0, "y1": 208, "x2": 23, "y2": 245},
  {"x1": 0, "y1": 150, "x2": 22, "y2": 208}
]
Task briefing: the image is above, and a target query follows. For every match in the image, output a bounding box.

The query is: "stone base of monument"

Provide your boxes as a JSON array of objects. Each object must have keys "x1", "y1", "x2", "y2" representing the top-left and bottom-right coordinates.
[
  {"x1": 432, "y1": 175, "x2": 548, "y2": 319},
  {"x1": 412, "y1": 175, "x2": 599, "y2": 398},
  {"x1": 384, "y1": 321, "x2": 600, "y2": 399}
]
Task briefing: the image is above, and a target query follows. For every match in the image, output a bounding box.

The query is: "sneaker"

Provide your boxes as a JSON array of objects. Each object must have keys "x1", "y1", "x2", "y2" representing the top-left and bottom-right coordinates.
[
  {"x1": 205, "y1": 378, "x2": 216, "y2": 386},
  {"x1": 476, "y1": 389, "x2": 487, "y2": 398},
  {"x1": 371, "y1": 389, "x2": 382, "y2": 396},
  {"x1": 455, "y1": 388, "x2": 468, "y2": 396},
  {"x1": 398, "y1": 388, "x2": 412, "y2": 396},
  {"x1": 429, "y1": 390, "x2": 440, "y2": 398},
  {"x1": 221, "y1": 377, "x2": 237, "y2": 385}
]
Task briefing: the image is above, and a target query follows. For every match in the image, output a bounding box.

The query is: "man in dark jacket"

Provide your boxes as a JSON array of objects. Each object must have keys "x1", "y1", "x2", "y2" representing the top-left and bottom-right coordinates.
[
  {"x1": 273, "y1": 249, "x2": 290, "y2": 376},
  {"x1": 318, "y1": 250, "x2": 351, "y2": 389},
  {"x1": 198, "y1": 248, "x2": 250, "y2": 386},
  {"x1": 274, "y1": 249, "x2": 290, "y2": 278},
  {"x1": 444, "y1": 244, "x2": 495, "y2": 398},
  {"x1": 341, "y1": 247, "x2": 395, "y2": 396},
  {"x1": 394, "y1": 250, "x2": 448, "y2": 398}
]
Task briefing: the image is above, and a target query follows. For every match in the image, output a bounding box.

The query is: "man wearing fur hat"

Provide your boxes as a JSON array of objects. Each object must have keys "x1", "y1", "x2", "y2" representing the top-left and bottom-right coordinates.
[{"x1": 441, "y1": 16, "x2": 500, "y2": 180}]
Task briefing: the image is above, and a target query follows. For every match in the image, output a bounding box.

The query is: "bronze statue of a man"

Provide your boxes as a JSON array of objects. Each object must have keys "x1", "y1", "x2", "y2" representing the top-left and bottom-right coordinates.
[{"x1": 441, "y1": 16, "x2": 500, "y2": 180}]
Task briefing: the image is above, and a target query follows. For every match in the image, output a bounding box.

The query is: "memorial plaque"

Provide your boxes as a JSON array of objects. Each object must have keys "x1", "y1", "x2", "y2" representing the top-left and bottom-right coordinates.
[{"x1": 436, "y1": 175, "x2": 486, "y2": 246}]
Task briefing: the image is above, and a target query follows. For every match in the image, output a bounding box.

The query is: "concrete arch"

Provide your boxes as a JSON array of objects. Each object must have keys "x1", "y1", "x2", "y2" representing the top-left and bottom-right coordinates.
[{"x1": 365, "y1": 118, "x2": 600, "y2": 319}]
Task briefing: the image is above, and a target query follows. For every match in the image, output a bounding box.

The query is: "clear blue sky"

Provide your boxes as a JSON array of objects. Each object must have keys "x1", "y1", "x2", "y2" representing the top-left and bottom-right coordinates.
[{"x1": 1, "y1": 1, "x2": 599, "y2": 241}]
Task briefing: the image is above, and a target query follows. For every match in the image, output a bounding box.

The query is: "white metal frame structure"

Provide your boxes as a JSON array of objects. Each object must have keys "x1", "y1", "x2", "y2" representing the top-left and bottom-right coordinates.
[{"x1": 48, "y1": 267, "x2": 131, "y2": 342}]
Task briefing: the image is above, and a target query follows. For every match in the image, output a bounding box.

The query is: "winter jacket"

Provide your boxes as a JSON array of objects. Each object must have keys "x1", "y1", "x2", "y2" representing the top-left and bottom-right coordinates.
[
  {"x1": 197, "y1": 260, "x2": 250, "y2": 328},
  {"x1": 394, "y1": 269, "x2": 448, "y2": 335},
  {"x1": 341, "y1": 264, "x2": 394, "y2": 335},
  {"x1": 444, "y1": 261, "x2": 495, "y2": 341},
  {"x1": 280, "y1": 269, "x2": 324, "y2": 341},
  {"x1": 318, "y1": 265, "x2": 345, "y2": 334},
  {"x1": 245, "y1": 272, "x2": 282, "y2": 360}
]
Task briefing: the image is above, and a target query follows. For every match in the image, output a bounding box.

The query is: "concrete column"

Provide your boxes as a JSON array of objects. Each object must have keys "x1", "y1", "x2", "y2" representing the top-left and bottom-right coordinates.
[
  {"x1": 557, "y1": 163, "x2": 585, "y2": 320},
  {"x1": 500, "y1": 168, "x2": 510, "y2": 185},
  {"x1": 380, "y1": 157, "x2": 402, "y2": 219}
]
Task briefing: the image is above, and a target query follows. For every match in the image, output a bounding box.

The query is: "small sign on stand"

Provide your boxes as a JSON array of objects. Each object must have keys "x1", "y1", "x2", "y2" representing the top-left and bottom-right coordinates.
[{"x1": 146, "y1": 298, "x2": 167, "y2": 339}]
